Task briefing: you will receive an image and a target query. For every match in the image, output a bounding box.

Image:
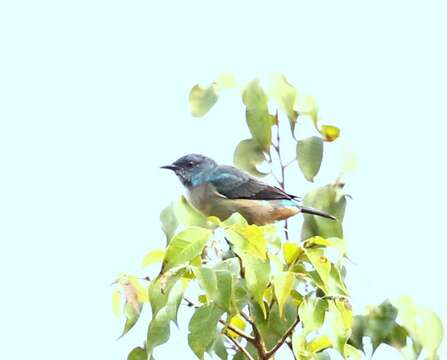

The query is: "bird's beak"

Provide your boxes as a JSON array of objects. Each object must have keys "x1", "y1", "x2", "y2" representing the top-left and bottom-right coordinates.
[{"x1": 160, "y1": 164, "x2": 179, "y2": 172}]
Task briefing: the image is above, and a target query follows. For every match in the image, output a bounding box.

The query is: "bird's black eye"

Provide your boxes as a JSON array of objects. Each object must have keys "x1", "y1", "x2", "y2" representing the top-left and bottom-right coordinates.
[{"x1": 186, "y1": 161, "x2": 195, "y2": 168}]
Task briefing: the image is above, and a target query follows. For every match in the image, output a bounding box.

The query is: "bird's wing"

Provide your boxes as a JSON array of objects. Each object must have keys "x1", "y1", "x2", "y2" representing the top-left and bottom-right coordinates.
[{"x1": 209, "y1": 165, "x2": 298, "y2": 200}]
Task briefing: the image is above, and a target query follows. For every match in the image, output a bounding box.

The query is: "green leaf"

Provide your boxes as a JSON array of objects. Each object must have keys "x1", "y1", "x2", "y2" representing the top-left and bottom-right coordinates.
[
  {"x1": 298, "y1": 297, "x2": 328, "y2": 335},
  {"x1": 245, "y1": 109, "x2": 275, "y2": 152},
  {"x1": 146, "y1": 307, "x2": 171, "y2": 358},
  {"x1": 251, "y1": 299, "x2": 299, "y2": 349},
  {"x1": 121, "y1": 301, "x2": 142, "y2": 337},
  {"x1": 305, "y1": 248, "x2": 331, "y2": 294},
  {"x1": 165, "y1": 278, "x2": 188, "y2": 324},
  {"x1": 195, "y1": 267, "x2": 218, "y2": 300},
  {"x1": 231, "y1": 278, "x2": 249, "y2": 314},
  {"x1": 239, "y1": 253, "x2": 270, "y2": 311},
  {"x1": 215, "y1": 270, "x2": 233, "y2": 313},
  {"x1": 297, "y1": 136, "x2": 324, "y2": 182},
  {"x1": 233, "y1": 138, "x2": 268, "y2": 177},
  {"x1": 393, "y1": 296, "x2": 443, "y2": 358},
  {"x1": 242, "y1": 79, "x2": 274, "y2": 151},
  {"x1": 174, "y1": 196, "x2": 209, "y2": 228},
  {"x1": 162, "y1": 227, "x2": 212, "y2": 271},
  {"x1": 142, "y1": 249, "x2": 165, "y2": 268},
  {"x1": 270, "y1": 73, "x2": 299, "y2": 135},
  {"x1": 328, "y1": 265, "x2": 349, "y2": 296},
  {"x1": 194, "y1": 267, "x2": 234, "y2": 313},
  {"x1": 127, "y1": 347, "x2": 146, "y2": 360},
  {"x1": 301, "y1": 184, "x2": 346, "y2": 240},
  {"x1": 212, "y1": 334, "x2": 228, "y2": 360},
  {"x1": 273, "y1": 271, "x2": 295, "y2": 318},
  {"x1": 160, "y1": 202, "x2": 178, "y2": 243},
  {"x1": 189, "y1": 83, "x2": 218, "y2": 117},
  {"x1": 224, "y1": 223, "x2": 268, "y2": 260},
  {"x1": 148, "y1": 275, "x2": 180, "y2": 318},
  {"x1": 296, "y1": 94, "x2": 319, "y2": 126},
  {"x1": 188, "y1": 304, "x2": 223, "y2": 359}
]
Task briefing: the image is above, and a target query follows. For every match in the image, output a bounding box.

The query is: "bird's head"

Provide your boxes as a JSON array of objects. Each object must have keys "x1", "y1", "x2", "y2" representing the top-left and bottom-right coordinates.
[{"x1": 161, "y1": 154, "x2": 218, "y2": 188}]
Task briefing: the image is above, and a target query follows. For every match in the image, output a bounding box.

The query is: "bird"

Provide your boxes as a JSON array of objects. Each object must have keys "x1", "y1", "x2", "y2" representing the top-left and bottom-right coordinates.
[{"x1": 161, "y1": 154, "x2": 336, "y2": 226}]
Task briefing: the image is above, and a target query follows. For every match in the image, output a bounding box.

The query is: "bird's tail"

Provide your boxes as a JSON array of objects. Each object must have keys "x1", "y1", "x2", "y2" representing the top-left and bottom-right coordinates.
[{"x1": 300, "y1": 206, "x2": 337, "y2": 220}]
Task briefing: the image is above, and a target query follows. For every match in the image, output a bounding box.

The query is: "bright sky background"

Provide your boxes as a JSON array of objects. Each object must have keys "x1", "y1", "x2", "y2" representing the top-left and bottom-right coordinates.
[{"x1": 1, "y1": 1, "x2": 446, "y2": 359}]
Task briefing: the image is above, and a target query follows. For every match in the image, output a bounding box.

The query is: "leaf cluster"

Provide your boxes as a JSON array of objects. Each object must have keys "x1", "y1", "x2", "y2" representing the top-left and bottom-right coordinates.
[{"x1": 112, "y1": 74, "x2": 443, "y2": 360}]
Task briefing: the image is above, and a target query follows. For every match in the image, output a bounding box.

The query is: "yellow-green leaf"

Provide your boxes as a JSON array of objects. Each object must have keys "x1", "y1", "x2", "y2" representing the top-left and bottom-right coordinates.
[
  {"x1": 242, "y1": 79, "x2": 274, "y2": 151},
  {"x1": 225, "y1": 314, "x2": 246, "y2": 338},
  {"x1": 296, "y1": 94, "x2": 319, "y2": 126},
  {"x1": 240, "y1": 253, "x2": 270, "y2": 314},
  {"x1": 174, "y1": 196, "x2": 209, "y2": 228},
  {"x1": 326, "y1": 299, "x2": 353, "y2": 355},
  {"x1": 225, "y1": 223, "x2": 267, "y2": 260},
  {"x1": 320, "y1": 125, "x2": 340, "y2": 142},
  {"x1": 160, "y1": 202, "x2": 178, "y2": 243},
  {"x1": 306, "y1": 248, "x2": 331, "y2": 293},
  {"x1": 393, "y1": 296, "x2": 444, "y2": 358},
  {"x1": 189, "y1": 83, "x2": 218, "y2": 117},
  {"x1": 112, "y1": 289, "x2": 121, "y2": 318},
  {"x1": 215, "y1": 72, "x2": 237, "y2": 90},
  {"x1": 283, "y1": 242, "x2": 303, "y2": 265},
  {"x1": 299, "y1": 297, "x2": 328, "y2": 335},
  {"x1": 344, "y1": 344, "x2": 363, "y2": 360},
  {"x1": 270, "y1": 73, "x2": 298, "y2": 134},
  {"x1": 308, "y1": 335, "x2": 331, "y2": 353},
  {"x1": 292, "y1": 331, "x2": 309, "y2": 359},
  {"x1": 297, "y1": 136, "x2": 324, "y2": 182},
  {"x1": 128, "y1": 275, "x2": 149, "y2": 303},
  {"x1": 163, "y1": 227, "x2": 212, "y2": 271},
  {"x1": 273, "y1": 271, "x2": 295, "y2": 318},
  {"x1": 233, "y1": 138, "x2": 268, "y2": 177},
  {"x1": 121, "y1": 301, "x2": 142, "y2": 337},
  {"x1": 142, "y1": 249, "x2": 165, "y2": 268}
]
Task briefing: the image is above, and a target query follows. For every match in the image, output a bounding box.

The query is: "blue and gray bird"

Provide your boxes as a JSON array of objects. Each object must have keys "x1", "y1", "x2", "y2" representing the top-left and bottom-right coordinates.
[{"x1": 161, "y1": 154, "x2": 335, "y2": 225}]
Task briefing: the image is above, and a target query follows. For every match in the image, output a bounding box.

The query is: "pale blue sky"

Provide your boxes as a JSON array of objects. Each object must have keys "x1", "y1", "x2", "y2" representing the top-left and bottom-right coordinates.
[{"x1": 1, "y1": 1, "x2": 446, "y2": 359}]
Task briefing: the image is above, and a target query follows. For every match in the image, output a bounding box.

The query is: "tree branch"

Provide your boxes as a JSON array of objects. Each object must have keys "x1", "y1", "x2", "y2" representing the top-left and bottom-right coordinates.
[
  {"x1": 219, "y1": 319, "x2": 256, "y2": 343},
  {"x1": 286, "y1": 340, "x2": 297, "y2": 360},
  {"x1": 225, "y1": 334, "x2": 255, "y2": 360}
]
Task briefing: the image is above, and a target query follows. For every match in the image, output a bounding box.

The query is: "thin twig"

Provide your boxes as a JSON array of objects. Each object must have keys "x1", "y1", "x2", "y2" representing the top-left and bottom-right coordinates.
[
  {"x1": 286, "y1": 340, "x2": 297, "y2": 360},
  {"x1": 225, "y1": 334, "x2": 255, "y2": 360},
  {"x1": 219, "y1": 319, "x2": 256, "y2": 343},
  {"x1": 240, "y1": 311, "x2": 253, "y2": 326},
  {"x1": 284, "y1": 157, "x2": 297, "y2": 168},
  {"x1": 273, "y1": 112, "x2": 289, "y2": 240},
  {"x1": 269, "y1": 171, "x2": 283, "y2": 187}
]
